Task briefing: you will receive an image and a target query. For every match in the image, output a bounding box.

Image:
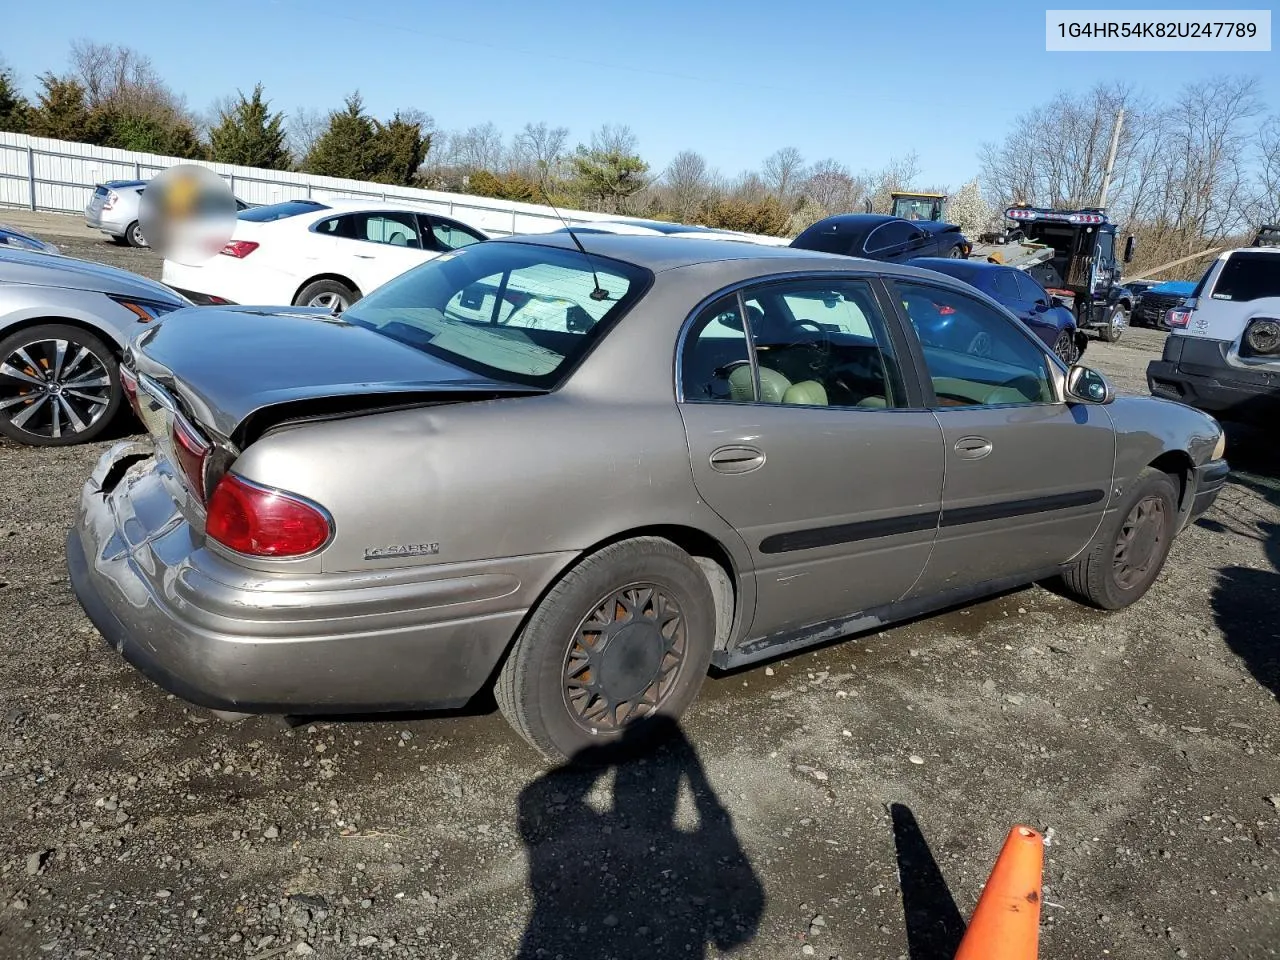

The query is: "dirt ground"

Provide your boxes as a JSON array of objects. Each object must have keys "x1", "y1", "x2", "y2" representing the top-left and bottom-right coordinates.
[{"x1": 1, "y1": 211, "x2": 1277, "y2": 960}]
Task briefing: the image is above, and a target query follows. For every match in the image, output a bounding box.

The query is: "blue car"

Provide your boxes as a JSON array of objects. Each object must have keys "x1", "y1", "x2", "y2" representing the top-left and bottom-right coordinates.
[{"x1": 906, "y1": 257, "x2": 1084, "y2": 364}]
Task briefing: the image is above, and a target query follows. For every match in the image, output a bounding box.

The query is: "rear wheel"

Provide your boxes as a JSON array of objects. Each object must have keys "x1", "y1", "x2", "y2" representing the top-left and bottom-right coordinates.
[
  {"x1": 496, "y1": 537, "x2": 717, "y2": 763},
  {"x1": 295, "y1": 279, "x2": 358, "y2": 314},
  {"x1": 1097, "y1": 304, "x2": 1127, "y2": 343},
  {"x1": 1060, "y1": 468, "x2": 1179, "y2": 610},
  {"x1": 124, "y1": 221, "x2": 147, "y2": 248},
  {"x1": 0, "y1": 324, "x2": 121, "y2": 446},
  {"x1": 109, "y1": 234, "x2": 129, "y2": 246}
]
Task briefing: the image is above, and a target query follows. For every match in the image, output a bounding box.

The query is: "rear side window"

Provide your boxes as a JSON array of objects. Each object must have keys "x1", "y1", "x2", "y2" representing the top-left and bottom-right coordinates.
[
  {"x1": 1210, "y1": 253, "x2": 1280, "y2": 302},
  {"x1": 239, "y1": 200, "x2": 330, "y2": 222},
  {"x1": 991, "y1": 271, "x2": 1020, "y2": 301}
]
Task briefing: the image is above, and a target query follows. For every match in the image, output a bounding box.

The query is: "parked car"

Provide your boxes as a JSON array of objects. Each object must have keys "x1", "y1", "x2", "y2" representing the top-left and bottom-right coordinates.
[
  {"x1": 550, "y1": 218, "x2": 790, "y2": 246},
  {"x1": 68, "y1": 234, "x2": 1227, "y2": 762},
  {"x1": 1131, "y1": 279, "x2": 1197, "y2": 328},
  {"x1": 0, "y1": 247, "x2": 190, "y2": 445},
  {"x1": 161, "y1": 198, "x2": 490, "y2": 312},
  {"x1": 1147, "y1": 240, "x2": 1280, "y2": 424},
  {"x1": 86, "y1": 179, "x2": 253, "y2": 248},
  {"x1": 907, "y1": 256, "x2": 1085, "y2": 363},
  {"x1": 790, "y1": 213, "x2": 971, "y2": 262},
  {"x1": 0, "y1": 223, "x2": 60, "y2": 255}
]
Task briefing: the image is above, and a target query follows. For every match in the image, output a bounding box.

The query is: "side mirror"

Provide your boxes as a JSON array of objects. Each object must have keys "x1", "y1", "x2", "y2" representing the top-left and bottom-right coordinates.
[
  {"x1": 1065, "y1": 364, "x2": 1114, "y2": 404},
  {"x1": 1123, "y1": 235, "x2": 1135, "y2": 263}
]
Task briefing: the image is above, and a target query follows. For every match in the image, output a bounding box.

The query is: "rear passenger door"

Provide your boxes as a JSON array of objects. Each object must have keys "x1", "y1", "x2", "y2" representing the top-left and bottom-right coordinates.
[
  {"x1": 678, "y1": 276, "x2": 945, "y2": 647},
  {"x1": 887, "y1": 278, "x2": 1115, "y2": 595}
]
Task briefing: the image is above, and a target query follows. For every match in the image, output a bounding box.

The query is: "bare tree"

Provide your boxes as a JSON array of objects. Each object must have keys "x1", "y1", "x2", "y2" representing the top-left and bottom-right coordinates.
[
  {"x1": 762, "y1": 146, "x2": 804, "y2": 201},
  {"x1": 286, "y1": 107, "x2": 326, "y2": 165},
  {"x1": 513, "y1": 121, "x2": 569, "y2": 177},
  {"x1": 590, "y1": 123, "x2": 639, "y2": 157},
  {"x1": 68, "y1": 40, "x2": 187, "y2": 120},
  {"x1": 664, "y1": 149, "x2": 710, "y2": 221},
  {"x1": 1254, "y1": 116, "x2": 1280, "y2": 225},
  {"x1": 449, "y1": 121, "x2": 506, "y2": 172},
  {"x1": 800, "y1": 158, "x2": 865, "y2": 215}
]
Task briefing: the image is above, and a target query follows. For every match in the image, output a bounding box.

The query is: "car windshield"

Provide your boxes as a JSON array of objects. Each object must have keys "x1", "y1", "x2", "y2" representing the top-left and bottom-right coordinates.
[{"x1": 342, "y1": 241, "x2": 651, "y2": 388}]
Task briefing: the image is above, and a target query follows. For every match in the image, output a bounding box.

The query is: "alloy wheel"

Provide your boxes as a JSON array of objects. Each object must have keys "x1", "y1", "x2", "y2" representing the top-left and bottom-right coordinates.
[
  {"x1": 561, "y1": 583, "x2": 688, "y2": 732},
  {"x1": 309, "y1": 291, "x2": 349, "y2": 313},
  {"x1": 0, "y1": 338, "x2": 113, "y2": 440},
  {"x1": 1113, "y1": 495, "x2": 1167, "y2": 589},
  {"x1": 1053, "y1": 331, "x2": 1080, "y2": 364}
]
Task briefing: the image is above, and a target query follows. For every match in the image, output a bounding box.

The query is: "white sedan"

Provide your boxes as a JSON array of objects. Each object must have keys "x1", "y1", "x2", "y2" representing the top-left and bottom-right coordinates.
[{"x1": 162, "y1": 198, "x2": 489, "y2": 312}]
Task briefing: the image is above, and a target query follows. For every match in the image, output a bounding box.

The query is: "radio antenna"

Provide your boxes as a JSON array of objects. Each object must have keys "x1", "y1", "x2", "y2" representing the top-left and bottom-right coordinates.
[{"x1": 536, "y1": 166, "x2": 610, "y2": 302}]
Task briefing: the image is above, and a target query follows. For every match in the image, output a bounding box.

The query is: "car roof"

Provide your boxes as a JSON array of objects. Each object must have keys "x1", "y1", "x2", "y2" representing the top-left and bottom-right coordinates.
[
  {"x1": 103, "y1": 179, "x2": 147, "y2": 189},
  {"x1": 498, "y1": 231, "x2": 935, "y2": 275},
  {"x1": 802, "y1": 214, "x2": 898, "y2": 230},
  {"x1": 907, "y1": 256, "x2": 1003, "y2": 276},
  {"x1": 312, "y1": 197, "x2": 436, "y2": 213}
]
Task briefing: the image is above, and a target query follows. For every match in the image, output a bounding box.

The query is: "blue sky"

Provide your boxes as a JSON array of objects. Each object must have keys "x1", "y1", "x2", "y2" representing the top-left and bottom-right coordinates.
[{"x1": 3, "y1": 0, "x2": 1277, "y2": 186}]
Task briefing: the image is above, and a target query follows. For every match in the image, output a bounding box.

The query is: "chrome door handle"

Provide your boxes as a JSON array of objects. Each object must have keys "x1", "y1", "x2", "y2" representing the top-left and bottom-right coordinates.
[
  {"x1": 954, "y1": 436, "x2": 993, "y2": 460},
  {"x1": 354, "y1": 254, "x2": 375, "y2": 259},
  {"x1": 709, "y1": 445, "x2": 766, "y2": 474}
]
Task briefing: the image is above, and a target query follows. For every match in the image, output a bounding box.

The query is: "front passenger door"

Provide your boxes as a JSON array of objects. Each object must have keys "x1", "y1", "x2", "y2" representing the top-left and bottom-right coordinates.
[{"x1": 890, "y1": 280, "x2": 1116, "y2": 596}]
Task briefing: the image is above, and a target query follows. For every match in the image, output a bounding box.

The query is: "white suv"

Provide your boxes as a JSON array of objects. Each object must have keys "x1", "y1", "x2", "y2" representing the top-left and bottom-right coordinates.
[{"x1": 1147, "y1": 229, "x2": 1280, "y2": 424}]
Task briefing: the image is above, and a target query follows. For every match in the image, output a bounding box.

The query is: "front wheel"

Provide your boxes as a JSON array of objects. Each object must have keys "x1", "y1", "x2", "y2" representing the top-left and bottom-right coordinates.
[
  {"x1": 1060, "y1": 468, "x2": 1179, "y2": 610},
  {"x1": 1052, "y1": 329, "x2": 1080, "y2": 365},
  {"x1": 948, "y1": 245, "x2": 966, "y2": 258},
  {"x1": 496, "y1": 537, "x2": 717, "y2": 763},
  {"x1": 1097, "y1": 304, "x2": 1127, "y2": 343},
  {"x1": 0, "y1": 324, "x2": 121, "y2": 446}
]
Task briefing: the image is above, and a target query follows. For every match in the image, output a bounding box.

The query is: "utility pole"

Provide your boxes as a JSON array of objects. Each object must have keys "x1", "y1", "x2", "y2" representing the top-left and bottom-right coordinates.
[{"x1": 1097, "y1": 109, "x2": 1124, "y2": 210}]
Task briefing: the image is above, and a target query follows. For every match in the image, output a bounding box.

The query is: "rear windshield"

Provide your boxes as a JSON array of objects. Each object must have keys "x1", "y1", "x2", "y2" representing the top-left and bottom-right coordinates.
[
  {"x1": 1210, "y1": 252, "x2": 1280, "y2": 302},
  {"x1": 342, "y1": 241, "x2": 651, "y2": 389},
  {"x1": 238, "y1": 200, "x2": 329, "y2": 222}
]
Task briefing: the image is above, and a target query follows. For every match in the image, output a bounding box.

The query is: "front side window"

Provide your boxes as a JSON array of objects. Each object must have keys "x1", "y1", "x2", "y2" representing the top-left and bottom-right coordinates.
[
  {"x1": 991, "y1": 271, "x2": 1021, "y2": 302},
  {"x1": 896, "y1": 280, "x2": 1055, "y2": 407},
  {"x1": 343, "y1": 242, "x2": 650, "y2": 388},
  {"x1": 680, "y1": 279, "x2": 905, "y2": 408},
  {"x1": 865, "y1": 222, "x2": 919, "y2": 253},
  {"x1": 1211, "y1": 252, "x2": 1280, "y2": 302}
]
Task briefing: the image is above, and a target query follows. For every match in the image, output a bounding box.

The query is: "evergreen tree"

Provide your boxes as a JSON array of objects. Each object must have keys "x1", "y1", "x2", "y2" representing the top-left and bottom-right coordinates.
[
  {"x1": 96, "y1": 108, "x2": 204, "y2": 158},
  {"x1": 0, "y1": 67, "x2": 29, "y2": 132},
  {"x1": 302, "y1": 93, "x2": 378, "y2": 180},
  {"x1": 26, "y1": 74, "x2": 93, "y2": 142},
  {"x1": 208, "y1": 84, "x2": 290, "y2": 169},
  {"x1": 370, "y1": 111, "x2": 429, "y2": 186},
  {"x1": 570, "y1": 143, "x2": 649, "y2": 213}
]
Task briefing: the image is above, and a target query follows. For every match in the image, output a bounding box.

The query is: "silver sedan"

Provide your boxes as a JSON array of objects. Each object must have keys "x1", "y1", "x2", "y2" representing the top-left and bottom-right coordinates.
[
  {"x1": 68, "y1": 233, "x2": 1228, "y2": 761},
  {"x1": 0, "y1": 248, "x2": 189, "y2": 445}
]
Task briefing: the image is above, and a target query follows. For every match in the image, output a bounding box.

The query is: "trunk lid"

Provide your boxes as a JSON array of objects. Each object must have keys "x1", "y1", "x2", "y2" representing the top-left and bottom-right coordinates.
[{"x1": 130, "y1": 305, "x2": 545, "y2": 448}]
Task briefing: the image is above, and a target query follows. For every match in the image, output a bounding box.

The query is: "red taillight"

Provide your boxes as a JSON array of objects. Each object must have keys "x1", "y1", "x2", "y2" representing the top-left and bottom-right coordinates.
[
  {"x1": 220, "y1": 240, "x2": 259, "y2": 258},
  {"x1": 205, "y1": 474, "x2": 332, "y2": 558},
  {"x1": 103, "y1": 191, "x2": 118, "y2": 210},
  {"x1": 1166, "y1": 308, "x2": 1193, "y2": 329},
  {"x1": 120, "y1": 366, "x2": 141, "y2": 419},
  {"x1": 171, "y1": 414, "x2": 211, "y2": 501}
]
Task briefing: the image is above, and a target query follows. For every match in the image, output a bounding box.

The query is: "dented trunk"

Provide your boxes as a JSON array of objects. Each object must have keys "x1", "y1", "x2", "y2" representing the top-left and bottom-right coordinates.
[{"x1": 129, "y1": 305, "x2": 545, "y2": 449}]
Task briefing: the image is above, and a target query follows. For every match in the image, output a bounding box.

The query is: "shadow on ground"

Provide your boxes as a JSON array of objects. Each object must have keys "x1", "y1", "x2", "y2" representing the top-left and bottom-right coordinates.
[
  {"x1": 515, "y1": 717, "x2": 765, "y2": 959},
  {"x1": 1211, "y1": 519, "x2": 1280, "y2": 699},
  {"x1": 890, "y1": 803, "x2": 967, "y2": 960}
]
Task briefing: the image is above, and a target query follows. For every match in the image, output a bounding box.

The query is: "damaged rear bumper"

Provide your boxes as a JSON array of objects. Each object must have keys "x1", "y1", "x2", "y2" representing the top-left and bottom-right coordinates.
[{"x1": 67, "y1": 441, "x2": 566, "y2": 715}]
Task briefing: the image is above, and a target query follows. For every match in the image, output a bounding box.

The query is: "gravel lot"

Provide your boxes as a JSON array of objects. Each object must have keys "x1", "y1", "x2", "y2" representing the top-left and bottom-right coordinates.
[{"x1": 1, "y1": 212, "x2": 1277, "y2": 960}]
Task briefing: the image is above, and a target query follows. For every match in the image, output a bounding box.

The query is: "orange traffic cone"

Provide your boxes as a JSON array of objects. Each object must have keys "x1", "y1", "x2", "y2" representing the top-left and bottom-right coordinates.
[{"x1": 953, "y1": 825, "x2": 1044, "y2": 960}]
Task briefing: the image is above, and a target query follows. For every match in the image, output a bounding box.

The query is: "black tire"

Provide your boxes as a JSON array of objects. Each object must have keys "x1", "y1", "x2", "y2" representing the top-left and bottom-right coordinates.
[
  {"x1": 109, "y1": 234, "x2": 129, "y2": 246},
  {"x1": 496, "y1": 537, "x2": 717, "y2": 763},
  {"x1": 124, "y1": 221, "x2": 147, "y2": 248},
  {"x1": 1097, "y1": 304, "x2": 1127, "y2": 343},
  {"x1": 948, "y1": 245, "x2": 966, "y2": 258},
  {"x1": 0, "y1": 323, "x2": 121, "y2": 446},
  {"x1": 1060, "y1": 468, "x2": 1179, "y2": 610},
  {"x1": 294, "y1": 278, "x2": 358, "y2": 313},
  {"x1": 1052, "y1": 329, "x2": 1079, "y2": 365}
]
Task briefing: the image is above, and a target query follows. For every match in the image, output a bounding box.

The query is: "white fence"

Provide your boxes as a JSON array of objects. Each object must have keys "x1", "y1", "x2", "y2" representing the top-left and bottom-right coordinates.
[{"x1": 0, "y1": 132, "x2": 615, "y2": 237}]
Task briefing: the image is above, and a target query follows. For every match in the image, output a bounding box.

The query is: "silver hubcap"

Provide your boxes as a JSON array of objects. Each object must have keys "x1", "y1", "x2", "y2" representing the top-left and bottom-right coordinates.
[
  {"x1": 309, "y1": 291, "x2": 349, "y2": 313},
  {"x1": 0, "y1": 338, "x2": 112, "y2": 439}
]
